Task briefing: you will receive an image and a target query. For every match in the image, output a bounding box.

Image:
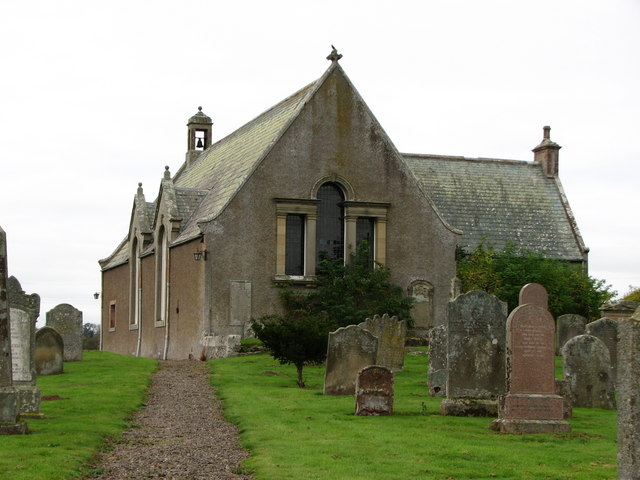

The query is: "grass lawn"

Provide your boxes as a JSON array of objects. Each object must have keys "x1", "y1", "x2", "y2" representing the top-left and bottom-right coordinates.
[
  {"x1": 0, "y1": 350, "x2": 157, "y2": 480},
  {"x1": 211, "y1": 350, "x2": 617, "y2": 480}
]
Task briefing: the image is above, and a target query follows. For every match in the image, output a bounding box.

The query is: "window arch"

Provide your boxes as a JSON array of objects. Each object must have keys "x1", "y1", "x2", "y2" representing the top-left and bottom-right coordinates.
[
  {"x1": 316, "y1": 182, "x2": 345, "y2": 267},
  {"x1": 155, "y1": 225, "x2": 169, "y2": 326},
  {"x1": 129, "y1": 235, "x2": 141, "y2": 329}
]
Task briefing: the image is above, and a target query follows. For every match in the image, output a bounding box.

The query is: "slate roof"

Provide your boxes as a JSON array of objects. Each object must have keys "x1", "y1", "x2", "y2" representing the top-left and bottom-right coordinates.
[{"x1": 402, "y1": 154, "x2": 586, "y2": 261}]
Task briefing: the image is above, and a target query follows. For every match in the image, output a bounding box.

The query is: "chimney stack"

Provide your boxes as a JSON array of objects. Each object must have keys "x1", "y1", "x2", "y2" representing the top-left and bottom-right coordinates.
[{"x1": 532, "y1": 126, "x2": 561, "y2": 177}]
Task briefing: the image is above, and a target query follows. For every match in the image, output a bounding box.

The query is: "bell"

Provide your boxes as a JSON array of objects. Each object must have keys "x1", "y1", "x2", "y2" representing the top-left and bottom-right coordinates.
[{"x1": 196, "y1": 137, "x2": 204, "y2": 148}]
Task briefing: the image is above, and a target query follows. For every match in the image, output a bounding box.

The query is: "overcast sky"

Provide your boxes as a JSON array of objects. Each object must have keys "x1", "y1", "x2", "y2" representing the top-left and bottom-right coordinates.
[{"x1": 1, "y1": 0, "x2": 638, "y2": 327}]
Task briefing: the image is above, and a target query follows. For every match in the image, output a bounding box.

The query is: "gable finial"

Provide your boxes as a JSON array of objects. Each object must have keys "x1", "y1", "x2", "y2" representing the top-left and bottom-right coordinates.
[
  {"x1": 327, "y1": 45, "x2": 342, "y2": 62},
  {"x1": 164, "y1": 166, "x2": 171, "y2": 180},
  {"x1": 137, "y1": 182, "x2": 143, "y2": 195}
]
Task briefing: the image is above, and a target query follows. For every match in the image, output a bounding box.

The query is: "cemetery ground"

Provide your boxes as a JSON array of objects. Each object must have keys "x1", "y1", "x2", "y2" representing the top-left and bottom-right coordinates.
[{"x1": 0, "y1": 350, "x2": 618, "y2": 480}]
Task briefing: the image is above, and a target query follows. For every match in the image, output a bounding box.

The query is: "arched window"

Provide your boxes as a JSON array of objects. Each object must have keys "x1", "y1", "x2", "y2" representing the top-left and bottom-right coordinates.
[
  {"x1": 316, "y1": 182, "x2": 344, "y2": 267},
  {"x1": 129, "y1": 236, "x2": 140, "y2": 328},
  {"x1": 155, "y1": 225, "x2": 168, "y2": 325}
]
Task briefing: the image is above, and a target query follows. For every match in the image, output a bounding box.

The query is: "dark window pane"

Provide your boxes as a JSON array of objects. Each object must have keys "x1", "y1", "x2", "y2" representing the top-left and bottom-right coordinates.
[
  {"x1": 316, "y1": 183, "x2": 344, "y2": 267},
  {"x1": 356, "y1": 217, "x2": 375, "y2": 268},
  {"x1": 285, "y1": 214, "x2": 304, "y2": 275}
]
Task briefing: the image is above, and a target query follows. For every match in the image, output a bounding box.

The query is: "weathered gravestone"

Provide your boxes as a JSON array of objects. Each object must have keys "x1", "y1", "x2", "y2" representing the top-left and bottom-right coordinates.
[
  {"x1": 441, "y1": 290, "x2": 507, "y2": 416},
  {"x1": 46, "y1": 303, "x2": 83, "y2": 361},
  {"x1": 358, "y1": 314, "x2": 406, "y2": 371},
  {"x1": 586, "y1": 317, "x2": 618, "y2": 386},
  {"x1": 555, "y1": 379, "x2": 573, "y2": 419},
  {"x1": 0, "y1": 226, "x2": 27, "y2": 434},
  {"x1": 617, "y1": 307, "x2": 640, "y2": 478},
  {"x1": 324, "y1": 325, "x2": 378, "y2": 396},
  {"x1": 562, "y1": 334, "x2": 615, "y2": 409},
  {"x1": 355, "y1": 365, "x2": 394, "y2": 416},
  {"x1": 7, "y1": 276, "x2": 42, "y2": 417},
  {"x1": 428, "y1": 324, "x2": 447, "y2": 397},
  {"x1": 556, "y1": 314, "x2": 586, "y2": 355},
  {"x1": 35, "y1": 327, "x2": 64, "y2": 375},
  {"x1": 491, "y1": 283, "x2": 570, "y2": 433}
]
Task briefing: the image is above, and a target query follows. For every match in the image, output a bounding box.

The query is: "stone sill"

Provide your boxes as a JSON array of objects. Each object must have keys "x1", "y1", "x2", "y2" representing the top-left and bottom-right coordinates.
[{"x1": 272, "y1": 275, "x2": 317, "y2": 287}]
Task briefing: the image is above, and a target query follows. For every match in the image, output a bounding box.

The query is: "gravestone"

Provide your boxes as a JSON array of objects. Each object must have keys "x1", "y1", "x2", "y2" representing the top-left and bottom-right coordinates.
[
  {"x1": 46, "y1": 303, "x2": 83, "y2": 361},
  {"x1": 35, "y1": 327, "x2": 64, "y2": 375},
  {"x1": 562, "y1": 334, "x2": 615, "y2": 409},
  {"x1": 355, "y1": 365, "x2": 394, "y2": 416},
  {"x1": 555, "y1": 379, "x2": 572, "y2": 419},
  {"x1": 7, "y1": 276, "x2": 42, "y2": 417},
  {"x1": 428, "y1": 324, "x2": 447, "y2": 397},
  {"x1": 556, "y1": 314, "x2": 586, "y2": 355},
  {"x1": 358, "y1": 314, "x2": 406, "y2": 371},
  {"x1": 324, "y1": 325, "x2": 378, "y2": 396},
  {"x1": 0, "y1": 226, "x2": 27, "y2": 434},
  {"x1": 491, "y1": 283, "x2": 570, "y2": 433},
  {"x1": 617, "y1": 307, "x2": 640, "y2": 478},
  {"x1": 586, "y1": 317, "x2": 618, "y2": 386},
  {"x1": 441, "y1": 290, "x2": 507, "y2": 416}
]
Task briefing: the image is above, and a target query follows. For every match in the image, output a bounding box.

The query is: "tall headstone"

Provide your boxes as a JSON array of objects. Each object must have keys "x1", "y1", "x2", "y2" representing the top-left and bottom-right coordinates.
[
  {"x1": 618, "y1": 307, "x2": 640, "y2": 478},
  {"x1": 7, "y1": 276, "x2": 42, "y2": 417},
  {"x1": 491, "y1": 283, "x2": 570, "y2": 433},
  {"x1": 35, "y1": 327, "x2": 64, "y2": 375},
  {"x1": 0, "y1": 226, "x2": 27, "y2": 434},
  {"x1": 562, "y1": 334, "x2": 615, "y2": 409},
  {"x1": 358, "y1": 314, "x2": 406, "y2": 371},
  {"x1": 428, "y1": 324, "x2": 447, "y2": 397},
  {"x1": 355, "y1": 365, "x2": 394, "y2": 416},
  {"x1": 586, "y1": 317, "x2": 618, "y2": 386},
  {"x1": 324, "y1": 325, "x2": 378, "y2": 395},
  {"x1": 46, "y1": 303, "x2": 83, "y2": 361},
  {"x1": 441, "y1": 290, "x2": 507, "y2": 416},
  {"x1": 556, "y1": 314, "x2": 586, "y2": 355}
]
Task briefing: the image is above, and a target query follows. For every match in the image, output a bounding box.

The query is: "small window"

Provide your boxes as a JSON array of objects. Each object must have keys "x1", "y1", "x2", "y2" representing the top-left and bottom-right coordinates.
[
  {"x1": 285, "y1": 214, "x2": 305, "y2": 275},
  {"x1": 109, "y1": 301, "x2": 116, "y2": 331},
  {"x1": 356, "y1": 217, "x2": 375, "y2": 268},
  {"x1": 316, "y1": 183, "x2": 344, "y2": 267}
]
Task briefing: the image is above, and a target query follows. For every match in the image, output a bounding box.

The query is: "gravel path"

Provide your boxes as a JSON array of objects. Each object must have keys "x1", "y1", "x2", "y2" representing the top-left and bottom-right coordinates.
[{"x1": 87, "y1": 360, "x2": 255, "y2": 480}]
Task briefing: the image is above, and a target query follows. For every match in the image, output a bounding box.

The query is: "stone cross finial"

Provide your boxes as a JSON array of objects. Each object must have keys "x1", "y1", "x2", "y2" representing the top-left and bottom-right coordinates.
[{"x1": 327, "y1": 45, "x2": 342, "y2": 62}]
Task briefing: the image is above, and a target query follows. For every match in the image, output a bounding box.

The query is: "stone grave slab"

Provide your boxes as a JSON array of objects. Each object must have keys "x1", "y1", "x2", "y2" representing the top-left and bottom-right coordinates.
[
  {"x1": 556, "y1": 314, "x2": 586, "y2": 355},
  {"x1": 46, "y1": 303, "x2": 83, "y2": 361},
  {"x1": 491, "y1": 283, "x2": 570, "y2": 433},
  {"x1": 355, "y1": 365, "x2": 393, "y2": 416},
  {"x1": 617, "y1": 307, "x2": 640, "y2": 478},
  {"x1": 586, "y1": 317, "x2": 618, "y2": 386},
  {"x1": 441, "y1": 290, "x2": 507, "y2": 417},
  {"x1": 428, "y1": 324, "x2": 447, "y2": 397},
  {"x1": 358, "y1": 314, "x2": 406, "y2": 371},
  {"x1": 35, "y1": 327, "x2": 64, "y2": 375},
  {"x1": 562, "y1": 334, "x2": 615, "y2": 409},
  {"x1": 324, "y1": 325, "x2": 377, "y2": 396}
]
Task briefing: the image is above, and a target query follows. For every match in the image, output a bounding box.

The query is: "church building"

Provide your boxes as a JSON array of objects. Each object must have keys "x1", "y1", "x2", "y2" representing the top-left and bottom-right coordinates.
[{"x1": 99, "y1": 50, "x2": 587, "y2": 360}]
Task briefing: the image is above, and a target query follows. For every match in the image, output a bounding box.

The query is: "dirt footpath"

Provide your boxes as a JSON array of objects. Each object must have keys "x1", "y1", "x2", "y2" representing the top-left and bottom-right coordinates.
[{"x1": 86, "y1": 360, "x2": 255, "y2": 480}]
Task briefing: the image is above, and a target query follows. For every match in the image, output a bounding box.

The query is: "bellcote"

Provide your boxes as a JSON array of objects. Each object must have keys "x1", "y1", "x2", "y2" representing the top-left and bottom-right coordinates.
[
  {"x1": 532, "y1": 126, "x2": 561, "y2": 178},
  {"x1": 186, "y1": 106, "x2": 213, "y2": 167}
]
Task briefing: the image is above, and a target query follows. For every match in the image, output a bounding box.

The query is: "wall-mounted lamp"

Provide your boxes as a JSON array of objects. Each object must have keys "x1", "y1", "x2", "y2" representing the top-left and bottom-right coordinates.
[
  {"x1": 93, "y1": 292, "x2": 100, "y2": 300},
  {"x1": 193, "y1": 249, "x2": 208, "y2": 261}
]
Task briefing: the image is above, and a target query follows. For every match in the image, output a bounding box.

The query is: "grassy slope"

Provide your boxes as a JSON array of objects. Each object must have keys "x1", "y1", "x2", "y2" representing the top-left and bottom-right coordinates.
[
  {"x1": 211, "y1": 351, "x2": 617, "y2": 480},
  {"x1": 0, "y1": 351, "x2": 157, "y2": 480}
]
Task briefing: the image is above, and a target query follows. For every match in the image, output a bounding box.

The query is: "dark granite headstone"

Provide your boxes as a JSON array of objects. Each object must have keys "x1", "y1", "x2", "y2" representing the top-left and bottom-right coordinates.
[
  {"x1": 35, "y1": 327, "x2": 64, "y2": 375},
  {"x1": 46, "y1": 304, "x2": 83, "y2": 361},
  {"x1": 358, "y1": 314, "x2": 406, "y2": 371},
  {"x1": 428, "y1": 324, "x2": 447, "y2": 397},
  {"x1": 441, "y1": 290, "x2": 507, "y2": 416},
  {"x1": 324, "y1": 325, "x2": 377, "y2": 396},
  {"x1": 491, "y1": 283, "x2": 570, "y2": 433},
  {"x1": 586, "y1": 317, "x2": 618, "y2": 386},
  {"x1": 355, "y1": 365, "x2": 393, "y2": 416},
  {"x1": 617, "y1": 307, "x2": 640, "y2": 478},
  {"x1": 0, "y1": 226, "x2": 27, "y2": 434},
  {"x1": 556, "y1": 314, "x2": 586, "y2": 355},
  {"x1": 562, "y1": 334, "x2": 614, "y2": 409}
]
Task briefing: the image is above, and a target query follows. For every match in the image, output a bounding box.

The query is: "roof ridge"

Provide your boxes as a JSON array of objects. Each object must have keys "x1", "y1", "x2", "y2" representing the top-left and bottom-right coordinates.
[{"x1": 402, "y1": 152, "x2": 531, "y2": 165}]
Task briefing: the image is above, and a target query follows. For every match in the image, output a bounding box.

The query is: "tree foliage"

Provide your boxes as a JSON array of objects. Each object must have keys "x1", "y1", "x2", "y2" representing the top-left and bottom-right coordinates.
[
  {"x1": 252, "y1": 243, "x2": 414, "y2": 387},
  {"x1": 456, "y1": 242, "x2": 616, "y2": 319}
]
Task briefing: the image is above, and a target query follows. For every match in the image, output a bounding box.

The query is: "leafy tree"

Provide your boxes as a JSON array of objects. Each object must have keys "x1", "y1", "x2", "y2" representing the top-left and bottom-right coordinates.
[
  {"x1": 457, "y1": 242, "x2": 615, "y2": 319},
  {"x1": 252, "y1": 243, "x2": 414, "y2": 387},
  {"x1": 82, "y1": 323, "x2": 100, "y2": 350}
]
